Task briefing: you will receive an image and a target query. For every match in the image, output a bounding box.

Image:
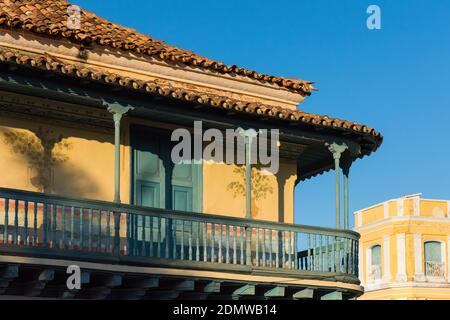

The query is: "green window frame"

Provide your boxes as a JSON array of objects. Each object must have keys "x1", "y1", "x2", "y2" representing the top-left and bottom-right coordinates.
[{"x1": 130, "y1": 124, "x2": 202, "y2": 213}]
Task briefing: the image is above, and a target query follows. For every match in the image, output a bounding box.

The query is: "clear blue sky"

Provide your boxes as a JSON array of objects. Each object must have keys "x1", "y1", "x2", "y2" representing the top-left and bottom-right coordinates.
[{"x1": 72, "y1": 0, "x2": 450, "y2": 228}]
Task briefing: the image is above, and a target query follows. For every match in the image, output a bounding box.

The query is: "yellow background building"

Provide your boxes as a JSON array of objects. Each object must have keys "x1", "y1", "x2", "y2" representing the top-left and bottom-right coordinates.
[{"x1": 355, "y1": 194, "x2": 450, "y2": 299}]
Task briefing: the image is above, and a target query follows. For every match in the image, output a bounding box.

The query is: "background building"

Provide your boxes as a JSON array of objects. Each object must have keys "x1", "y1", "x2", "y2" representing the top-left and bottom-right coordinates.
[{"x1": 355, "y1": 194, "x2": 450, "y2": 300}]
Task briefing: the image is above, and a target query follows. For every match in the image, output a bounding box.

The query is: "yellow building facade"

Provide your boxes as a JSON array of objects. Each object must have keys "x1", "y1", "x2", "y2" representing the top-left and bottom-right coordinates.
[{"x1": 355, "y1": 194, "x2": 450, "y2": 299}]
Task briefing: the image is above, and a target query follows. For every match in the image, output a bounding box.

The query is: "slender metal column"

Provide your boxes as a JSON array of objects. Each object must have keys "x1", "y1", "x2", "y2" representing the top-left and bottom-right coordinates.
[
  {"x1": 238, "y1": 128, "x2": 258, "y2": 220},
  {"x1": 343, "y1": 164, "x2": 350, "y2": 230},
  {"x1": 326, "y1": 142, "x2": 348, "y2": 229},
  {"x1": 334, "y1": 156, "x2": 341, "y2": 229},
  {"x1": 245, "y1": 135, "x2": 252, "y2": 219},
  {"x1": 106, "y1": 102, "x2": 133, "y2": 203},
  {"x1": 343, "y1": 171, "x2": 349, "y2": 229}
]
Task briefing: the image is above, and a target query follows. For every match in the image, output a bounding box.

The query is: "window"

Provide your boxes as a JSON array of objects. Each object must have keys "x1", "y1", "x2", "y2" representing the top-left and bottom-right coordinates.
[
  {"x1": 424, "y1": 241, "x2": 445, "y2": 279},
  {"x1": 130, "y1": 125, "x2": 203, "y2": 250},
  {"x1": 368, "y1": 244, "x2": 382, "y2": 282}
]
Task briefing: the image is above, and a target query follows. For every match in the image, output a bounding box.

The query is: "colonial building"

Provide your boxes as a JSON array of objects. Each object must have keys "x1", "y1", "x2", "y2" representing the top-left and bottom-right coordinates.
[
  {"x1": 0, "y1": 0, "x2": 381, "y2": 299},
  {"x1": 355, "y1": 194, "x2": 450, "y2": 300}
]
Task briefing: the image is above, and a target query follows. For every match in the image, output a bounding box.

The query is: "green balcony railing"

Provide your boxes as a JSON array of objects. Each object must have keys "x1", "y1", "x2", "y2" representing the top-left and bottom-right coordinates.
[{"x1": 0, "y1": 187, "x2": 359, "y2": 278}]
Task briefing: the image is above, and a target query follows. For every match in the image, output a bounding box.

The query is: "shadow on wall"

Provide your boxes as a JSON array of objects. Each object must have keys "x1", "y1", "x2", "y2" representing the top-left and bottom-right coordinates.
[
  {"x1": 2, "y1": 126, "x2": 100, "y2": 198},
  {"x1": 227, "y1": 166, "x2": 274, "y2": 219}
]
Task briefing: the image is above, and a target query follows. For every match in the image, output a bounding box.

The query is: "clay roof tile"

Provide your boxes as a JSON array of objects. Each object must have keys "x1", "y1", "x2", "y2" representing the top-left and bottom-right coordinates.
[{"x1": 0, "y1": 1, "x2": 315, "y2": 94}]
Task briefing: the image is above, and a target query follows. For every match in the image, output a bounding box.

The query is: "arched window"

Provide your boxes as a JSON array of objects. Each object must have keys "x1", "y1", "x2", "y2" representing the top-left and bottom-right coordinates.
[
  {"x1": 424, "y1": 241, "x2": 444, "y2": 278},
  {"x1": 368, "y1": 245, "x2": 382, "y2": 282}
]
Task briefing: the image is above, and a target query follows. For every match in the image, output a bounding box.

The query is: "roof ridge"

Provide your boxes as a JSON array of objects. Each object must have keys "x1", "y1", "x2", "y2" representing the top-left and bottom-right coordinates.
[{"x1": 0, "y1": 0, "x2": 315, "y2": 94}]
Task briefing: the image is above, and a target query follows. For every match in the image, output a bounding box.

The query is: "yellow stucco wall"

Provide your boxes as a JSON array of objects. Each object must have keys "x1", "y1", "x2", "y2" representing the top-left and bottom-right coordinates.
[
  {"x1": 356, "y1": 195, "x2": 450, "y2": 300},
  {"x1": 0, "y1": 115, "x2": 118, "y2": 202},
  {"x1": 421, "y1": 200, "x2": 448, "y2": 218},
  {"x1": 361, "y1": 204, "x2": 384, "y2": 226},
  {"x1": 0, "y1": 113, "x2": 297, "y2": 223},
  {"x1": 203, "y1": 160, "x2": 296, "y2": 223}
]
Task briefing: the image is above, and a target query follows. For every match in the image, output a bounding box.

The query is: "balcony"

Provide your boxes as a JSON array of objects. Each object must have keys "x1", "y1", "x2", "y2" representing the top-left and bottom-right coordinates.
[
  {"x1": 367, "y1": 264, "x2": 382, "y2": 283},
  {"x1": 0, "y1": 187, "x2": 360, "y2": 299},
  {"x1": 425, "y1": 261, "x2": 445, "y2": 281}
]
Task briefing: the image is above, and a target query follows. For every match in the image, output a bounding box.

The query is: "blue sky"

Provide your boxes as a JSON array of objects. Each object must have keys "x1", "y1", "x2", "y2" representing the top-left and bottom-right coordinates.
[{"x1": 72, "y1": 0, "x2": 450, "y2": 228}]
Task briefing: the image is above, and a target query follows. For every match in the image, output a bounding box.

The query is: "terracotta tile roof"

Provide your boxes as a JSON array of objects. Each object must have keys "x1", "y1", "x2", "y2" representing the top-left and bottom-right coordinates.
[
  {"x1": 0, "y1": 0, "x2": 314, "y2": 95},
  {"x1": 0, "y1": 47, "x2": 383, "y2": 155}
]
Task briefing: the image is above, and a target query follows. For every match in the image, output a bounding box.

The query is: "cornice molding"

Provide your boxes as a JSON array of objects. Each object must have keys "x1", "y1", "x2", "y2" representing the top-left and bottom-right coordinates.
[{"x1": 354, "y1": 216, "x2": 450, "y2": 233}]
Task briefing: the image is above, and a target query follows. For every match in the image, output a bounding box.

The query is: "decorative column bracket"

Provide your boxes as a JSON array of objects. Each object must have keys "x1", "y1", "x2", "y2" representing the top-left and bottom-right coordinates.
[
  {"x1": 105, "y1": 101, "x2": 134, "y2": 204},
  {"x1": 326, "y1": 142, "x2": 348, "y2": 229}
]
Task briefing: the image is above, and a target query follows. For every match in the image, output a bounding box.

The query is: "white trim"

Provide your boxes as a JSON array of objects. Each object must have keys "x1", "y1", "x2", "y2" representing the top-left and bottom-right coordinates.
[
  {"x1": 414, "y1": 233, "x2": 425, "y2": 282},
  {"x1": 397, "y1": 198, "x2": 404, "y2": 217},
  {"x1": 396, "y1": 233, "x2": 407, "y2": 282},
  {"x1": 413, "y1": 197, "x2": 420, "y2": 216},
  {"x1": 364, "y1": 280, "x2": 450, "y2": 292},
  {"x1": 448, "y1": 235, "x2": 450, "y2": 282},
  {"x1": 383, "y1": 236, "x2": 390, "y2": 283},
  {"x1": 420, "y1": 198, "x2": 448, "y2": 203},
  {"x1": 357, "y1": 211, "x2": 362, "y2": 227},
  {"x1": 354, "y1": 215, "x2": 450, "y2": 232},
  {"x1": 447, "y1": 201, "x2": 450, "y2": 217},
  {"x1": 365, "y1": 246, "x2": 372, "y2": 285},
  {"x1": 383, "y1": 202, "x2": 389, "y2": 219},
  {"x1": 359, "y1": 242, "x2": 363, "y2": 286},
  {"x1": 403, "y1": 193, "x2": 422, "y2": 198}
]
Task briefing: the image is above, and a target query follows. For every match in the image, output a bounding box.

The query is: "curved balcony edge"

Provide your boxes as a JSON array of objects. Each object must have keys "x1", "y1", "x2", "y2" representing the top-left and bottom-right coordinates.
[{"x1": 0, "y1": 187, "x2": 360, "y2": 287}]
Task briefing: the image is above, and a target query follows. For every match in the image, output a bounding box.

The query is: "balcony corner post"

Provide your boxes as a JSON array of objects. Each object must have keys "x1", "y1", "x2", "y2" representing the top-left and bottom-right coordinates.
[
  {"x1": 326, "y1": 142, "x2": 348, "y2": 229},
  {"x1": 105, "y1": 101, "x2": 134, "y2": 203}
]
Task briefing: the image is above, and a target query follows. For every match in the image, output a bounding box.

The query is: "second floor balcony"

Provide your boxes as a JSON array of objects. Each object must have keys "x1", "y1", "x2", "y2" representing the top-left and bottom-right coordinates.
[
  {"x1": 0, "y1": 50, "x2": 380, "y2": 299},
  {"x1": 0, "y1": 187, "x2": 360, "y2": 299},
  {"x1": 425, "y1": 261, "x2": 445, "y2": 280},
  {"x1": 367, "y1": 264, "x2": 382, "y2": 283}
]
